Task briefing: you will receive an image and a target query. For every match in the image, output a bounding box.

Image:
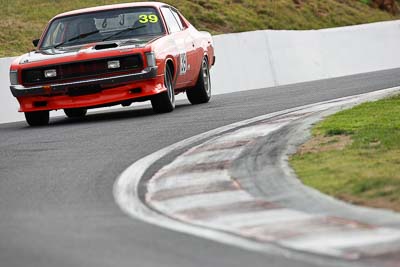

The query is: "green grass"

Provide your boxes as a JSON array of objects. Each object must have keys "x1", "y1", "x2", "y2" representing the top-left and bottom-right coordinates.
[
  {"x1": 1, "y1": 0, "x2": 399, "y2": 57},
  {"x1": 290, "y1": 95, "x2": 400, "y2": 211}
]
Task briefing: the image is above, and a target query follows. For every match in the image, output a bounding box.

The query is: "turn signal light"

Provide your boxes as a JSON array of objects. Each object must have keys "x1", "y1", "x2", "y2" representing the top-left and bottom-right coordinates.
[
  {"x1": 145, "y1": 52, "x2": 156, "y2": 68},
  {"x1": 10, "y1": 70, "x2": 18, "y2": 85}
]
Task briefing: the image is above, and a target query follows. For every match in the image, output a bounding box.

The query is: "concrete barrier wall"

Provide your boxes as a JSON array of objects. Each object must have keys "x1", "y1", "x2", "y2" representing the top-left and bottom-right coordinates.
[
  {"x1": 1, "y1": 20, "x2": 400, "y2": 124},
  {"x1": 211, "y1": 20, "x2": 400, "y2": 94},
  {"x1": 0, "y1": 57, "x2": 23, "y2": 123}
]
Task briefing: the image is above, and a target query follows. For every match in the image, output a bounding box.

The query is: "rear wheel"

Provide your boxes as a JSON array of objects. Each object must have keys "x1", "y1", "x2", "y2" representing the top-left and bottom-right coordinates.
[
  {"x1": 64, "y1": 108, "x2": 87, "y2": 118},
  {"x1": 151, "y1": 65, "x2": 175, "y2": 113},
  {"x1": 24, "y1": 111, "x2": 50, "y2": 126},
  {"x1": 187, "y1": 57, "x2": 211, "y2": 104}
]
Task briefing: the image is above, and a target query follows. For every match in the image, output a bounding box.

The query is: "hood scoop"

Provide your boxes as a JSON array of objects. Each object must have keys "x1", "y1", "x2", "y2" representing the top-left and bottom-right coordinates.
[{"x1": 94, "y1": 43, "x2": 118, "y2": 50}]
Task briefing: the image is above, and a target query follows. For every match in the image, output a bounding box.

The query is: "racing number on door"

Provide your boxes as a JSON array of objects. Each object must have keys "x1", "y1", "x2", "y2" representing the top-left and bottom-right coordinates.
[{"x1": 179, "y1": 53, "x2": 187, "y2": 75}]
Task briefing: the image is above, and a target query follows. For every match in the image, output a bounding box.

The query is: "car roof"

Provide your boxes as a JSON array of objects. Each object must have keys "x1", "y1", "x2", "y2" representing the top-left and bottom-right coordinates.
[{"x1": 54, "y1": 2, "x2": 169, "y2": 18}]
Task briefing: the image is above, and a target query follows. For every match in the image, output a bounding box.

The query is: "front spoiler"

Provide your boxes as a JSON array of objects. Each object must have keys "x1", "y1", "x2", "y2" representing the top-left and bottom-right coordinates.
[{"x1": 10, "y1": 66, "x2": 158, "y2": 97}]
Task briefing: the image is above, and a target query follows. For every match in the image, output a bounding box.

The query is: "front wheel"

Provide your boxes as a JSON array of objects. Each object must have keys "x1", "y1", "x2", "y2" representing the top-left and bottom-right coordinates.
[
  {"x1": 64, "y1": 108, "x2": 87, "y2": 118},
  {"x1": 25, "y1": 111, "x2": 50, "y2": 126},
  {"x1": 186, "y1": 57, "x2": 211, "y2": 104},
  {"x1": 151, "y1": 65, "x2": 175, "y2": 113}
]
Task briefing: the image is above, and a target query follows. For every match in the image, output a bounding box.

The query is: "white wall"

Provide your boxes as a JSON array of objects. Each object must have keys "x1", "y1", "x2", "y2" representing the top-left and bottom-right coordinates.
[
  {"x1": 2, "y1": 20, "x2": 400, "y2": 124},
  {"x1": 0, "y1": 57, "x2": 23, "y2": 123},
  {"x1": 211, "y1": 20, "x2": 400, "y2": 93}
]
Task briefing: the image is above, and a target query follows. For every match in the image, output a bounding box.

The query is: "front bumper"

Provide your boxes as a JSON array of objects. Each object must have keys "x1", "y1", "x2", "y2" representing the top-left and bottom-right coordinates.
[
  {"x1": 12, "y1": 66, "x2": 167, "y2": 112},
  {"x1": 10, "y1": 66, "x2": 158, "y2": 97}
]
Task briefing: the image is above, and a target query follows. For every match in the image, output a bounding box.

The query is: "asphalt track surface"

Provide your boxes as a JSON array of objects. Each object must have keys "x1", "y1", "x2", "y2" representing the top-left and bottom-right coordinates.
[{"x1": 1, "y1": 68, "x2": 400, "y2": 267}]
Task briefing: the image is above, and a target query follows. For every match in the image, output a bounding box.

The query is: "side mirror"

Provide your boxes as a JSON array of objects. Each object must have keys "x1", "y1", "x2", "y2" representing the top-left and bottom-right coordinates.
[{"x1": 32, "y1": 39, "x2": 40, "y2": 47}]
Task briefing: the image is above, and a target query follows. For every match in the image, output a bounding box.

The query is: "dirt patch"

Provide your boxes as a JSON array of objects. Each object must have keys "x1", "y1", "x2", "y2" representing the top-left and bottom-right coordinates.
[
  {"x1": 338, "y1": 194, "x2": 400, "y2": 212},
  {"x1": 372, "y1": 0, "x2": 399, "y2": 15},
  {"x1": 297, "y1": 134, "x2": 352, "y2": 155}
]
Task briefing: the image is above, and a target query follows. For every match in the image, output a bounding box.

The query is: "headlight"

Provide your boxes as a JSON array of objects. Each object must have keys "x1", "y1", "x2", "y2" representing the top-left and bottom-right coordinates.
[
  {"x1": 107, "y1": 60, "x2": 120, "y2": 69},
  {"x1": 44, "y1": 69, "x2": 57, "y2": 78},
  {"x1": 10, "y1": 70, "x2": 18, "y2": 85},
  {"x1": 145, "y1": 52, "x2": 156, "y2": 68}
]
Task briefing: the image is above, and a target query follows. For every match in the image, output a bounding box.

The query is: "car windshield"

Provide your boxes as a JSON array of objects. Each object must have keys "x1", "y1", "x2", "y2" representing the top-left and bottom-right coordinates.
[{"x1": 41, "y1": 7, "x2": 165, "y2": 49}]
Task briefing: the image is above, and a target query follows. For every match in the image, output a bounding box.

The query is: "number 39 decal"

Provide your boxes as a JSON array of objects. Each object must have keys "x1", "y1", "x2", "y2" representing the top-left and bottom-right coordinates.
[
  {"x1": 139, "y1": 14, "x2": 159, "y2": 23},
  {"x1": 179, "y1": 53, "x2": 187, "y2": 75}
]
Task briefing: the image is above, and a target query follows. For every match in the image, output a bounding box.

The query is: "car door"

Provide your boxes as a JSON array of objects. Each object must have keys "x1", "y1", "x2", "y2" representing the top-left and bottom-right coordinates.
[
  {"x1": 160, "y1": 6, "x2": 192, "y2": 87},
  {"x1": 170, "y1": 8, "x2": 198, "y2": 84}
]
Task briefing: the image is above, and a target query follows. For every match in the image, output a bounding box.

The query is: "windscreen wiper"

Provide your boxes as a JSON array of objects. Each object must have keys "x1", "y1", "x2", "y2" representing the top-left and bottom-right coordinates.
[
  {"x1": 102, "y1": 25, "x2": 146, "y2": 42},
  {"x1": 54, "y1": 29, "x2": 100, "y2": 48}
]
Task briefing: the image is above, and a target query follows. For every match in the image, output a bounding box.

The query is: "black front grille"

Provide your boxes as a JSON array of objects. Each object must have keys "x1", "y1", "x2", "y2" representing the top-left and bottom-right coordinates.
[{"x1": 21, "y1": 54, "x2": 143, "y2": 86}]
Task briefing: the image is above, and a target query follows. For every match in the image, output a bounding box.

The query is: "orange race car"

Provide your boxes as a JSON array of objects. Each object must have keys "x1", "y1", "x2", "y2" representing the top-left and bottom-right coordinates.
[{"x1": 9, "y1": 2, "x2": 215, "y2": 126}]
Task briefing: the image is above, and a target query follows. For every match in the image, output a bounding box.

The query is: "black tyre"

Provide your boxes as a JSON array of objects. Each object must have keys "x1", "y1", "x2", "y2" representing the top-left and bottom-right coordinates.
[
  {"x1": 187, "y1": 57, "x2": 211, "y2": 104},
  {"x1": 24, "y1": 111, "x2": 50, "y2": 126},
  {"x1": 151, "y1": 65, "x2": 175, "y2": 113},
  {"x1": 64, "y1": 108, "x2": 87, "y2": 118}
]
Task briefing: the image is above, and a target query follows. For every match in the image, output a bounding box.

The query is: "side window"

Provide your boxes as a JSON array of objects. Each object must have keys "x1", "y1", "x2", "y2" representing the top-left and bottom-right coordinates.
[
  {"x1": 171, "y1": 9, "x2": 184, "y2": 30},
  {"x1": 161, "y1": 7, "x2": 181, "y2": 33}
]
